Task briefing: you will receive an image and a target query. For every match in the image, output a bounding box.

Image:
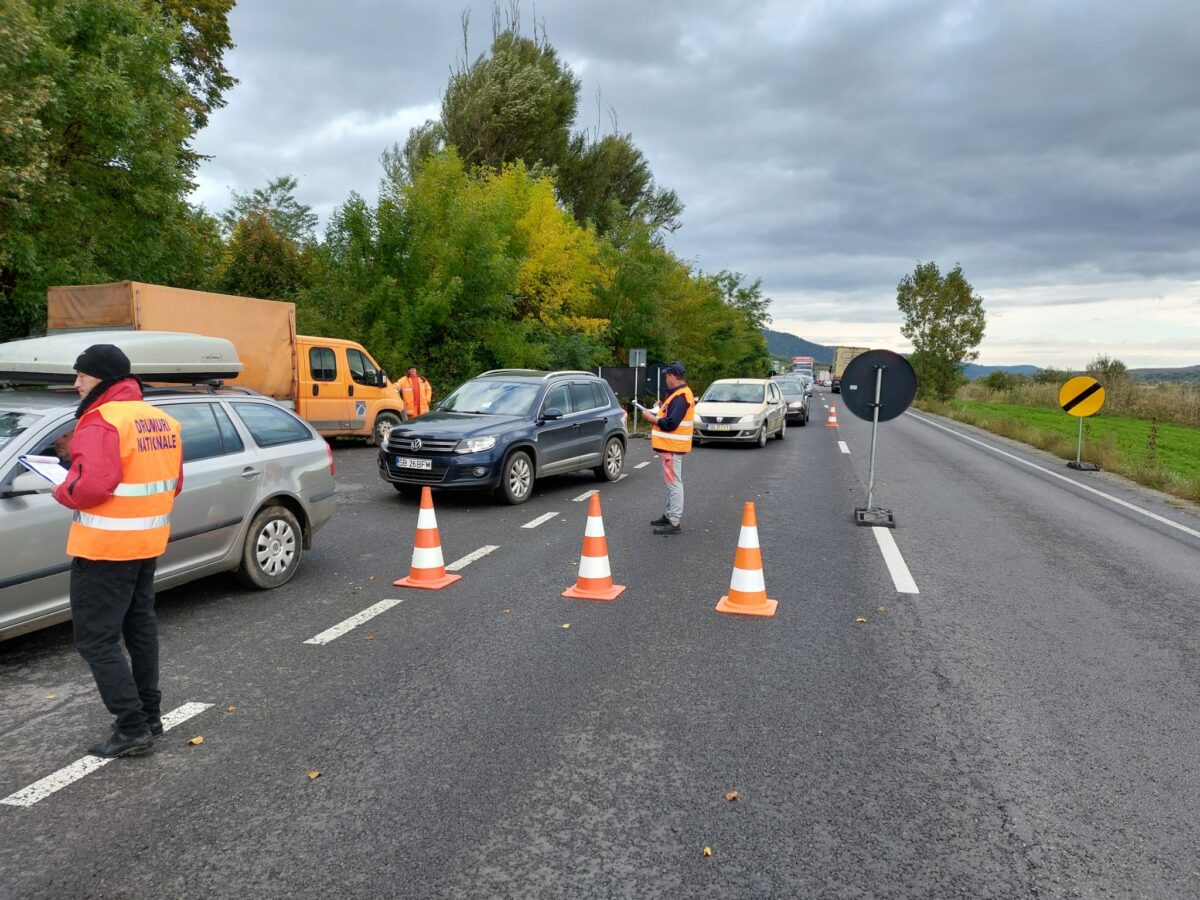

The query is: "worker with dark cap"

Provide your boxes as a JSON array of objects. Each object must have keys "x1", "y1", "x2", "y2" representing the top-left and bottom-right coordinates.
[
  {"x1": 640, "y1": 361, "x2": 695, "y2": 534},
  {"x1": 53, "y1": 344, "x2": 184, "y2": 758}
]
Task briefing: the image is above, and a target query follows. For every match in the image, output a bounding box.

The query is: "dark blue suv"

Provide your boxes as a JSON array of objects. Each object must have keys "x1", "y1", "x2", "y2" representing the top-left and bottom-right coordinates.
[{"x1": 378, "y1": 370, "x2": 628, "y2": 504}]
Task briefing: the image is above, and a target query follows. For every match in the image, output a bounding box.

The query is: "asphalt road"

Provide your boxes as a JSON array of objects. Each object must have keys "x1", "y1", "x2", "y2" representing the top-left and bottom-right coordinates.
[{"x1": 2, "y1": 388, "x2": 1199, "y2": 898}]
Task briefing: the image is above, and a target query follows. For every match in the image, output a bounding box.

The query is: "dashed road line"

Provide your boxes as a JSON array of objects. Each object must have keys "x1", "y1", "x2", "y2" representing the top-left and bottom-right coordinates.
[
  {"x1": 446, "y1": 545, "x2": 499, "y2": 571},
  {"x1": 908, "y1": 412, "x2": 1200, "y2": 541},
  {"x1": 522, "y1": 512, "x2": 559, "y2": 529},
  {"x1": 872, "y1": 528, "x2": 919, "y2": 594},
  {"x1": 616, "y1": 473, "x2": 629, "y2": 482},
  {"x1": 634, "y1": 462, "x2": 650, "y2": 469},
  {"x1": 838, "y1": 441, "x2": 850, "y2": 454},
  {"x1": 305, "y1": 599, "x2": 404, "y2": 645},
  {"x1": 1, "y1": 702, "x2": 214, "y2": 809},
  {"x1": 572, "y1": 489, "x2": 599, "y2": 502}
]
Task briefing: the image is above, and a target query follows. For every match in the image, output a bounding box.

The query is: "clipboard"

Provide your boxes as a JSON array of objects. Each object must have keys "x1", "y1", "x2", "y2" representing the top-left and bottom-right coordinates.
[{"x1": 18, "y1": 454, "x2": 68, "y2": 486}]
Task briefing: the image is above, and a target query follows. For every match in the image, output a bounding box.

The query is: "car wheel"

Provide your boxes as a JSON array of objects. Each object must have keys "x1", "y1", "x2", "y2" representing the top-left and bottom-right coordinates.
[
  {"x1": 500, "y1": 451, "x2": 534, "y2": 505},
  {"x1": 800, "y1": 408, "x2": 808, "y2": 426},
  {"x1": 238, "y1": 505, "x2": 303, "y2": 590},
  {"x1": 594, "y1": 437, "x2": 624, "y2": 481},
  {"x1": 755, "y1": 424, "x2": 768, "y2": 448},
  {"x1": 368, "y1": 412, "x2": 402, "y2": 447},
  {"x1": 776, "y1": 418, "x2": 786, "y2": 440}
]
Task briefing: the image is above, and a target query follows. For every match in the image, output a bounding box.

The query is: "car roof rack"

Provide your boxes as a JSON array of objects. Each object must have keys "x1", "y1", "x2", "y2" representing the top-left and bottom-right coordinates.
[{"x1": 0, "y1": 331, "x2": 243, "y2": 385}]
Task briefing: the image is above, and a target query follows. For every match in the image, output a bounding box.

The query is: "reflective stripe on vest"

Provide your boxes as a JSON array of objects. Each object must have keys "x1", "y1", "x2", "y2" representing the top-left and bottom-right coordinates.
[
  {"x1": 650, "y1": 386, "x2": 696, "y2": 454},
  {"x1": 66, "y1": 401, "x2": 183, "y2": 561}
]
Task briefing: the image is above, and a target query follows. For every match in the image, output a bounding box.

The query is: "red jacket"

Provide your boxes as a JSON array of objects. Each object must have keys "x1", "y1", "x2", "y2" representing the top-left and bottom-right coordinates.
[{"x1": 54, "y1": 379, "x2": 184, "y2": 511}]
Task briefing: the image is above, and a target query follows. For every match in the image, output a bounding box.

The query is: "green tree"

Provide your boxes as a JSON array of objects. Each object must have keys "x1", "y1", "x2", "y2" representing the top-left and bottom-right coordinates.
[
  {"x1": 222, "y1": 175, "x2": 318, "y2": 245},
  {"x1": 218, "y1": 211, "x2": 310, "y2": 301},
  {"x1": 557, "y1": 133, "x2": 683, "y2": 236},
  {"x1": 897, "y1": 261, "x2": 986, "y2": 401},
  {"x1": 0, "y1": 0, "x2": 236, "y2": 341},
  {"x1": 155, "y1": 0, "x2": 237, "y2": 131},
  {"x1": 1086, "y1": 354, "x2": 1128, "y2": 386}
]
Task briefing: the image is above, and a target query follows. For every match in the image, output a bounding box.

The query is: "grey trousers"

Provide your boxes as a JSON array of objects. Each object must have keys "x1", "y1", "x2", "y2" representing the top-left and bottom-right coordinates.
[{"x1": 659, "y1": 452, "x2": 684, "y2": 524}]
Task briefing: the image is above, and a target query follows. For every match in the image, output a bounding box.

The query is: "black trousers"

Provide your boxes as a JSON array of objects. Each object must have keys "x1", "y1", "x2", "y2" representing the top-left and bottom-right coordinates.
[{"x1": 69, "y1": 557, "x2": 160, "y2": 734}]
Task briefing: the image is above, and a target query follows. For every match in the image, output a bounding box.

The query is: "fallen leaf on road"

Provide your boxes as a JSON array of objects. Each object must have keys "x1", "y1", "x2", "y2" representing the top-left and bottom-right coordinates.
[
  {"x1": 46, "y1": 694, "x2": 57, "y2": 700},
  {"x1": 703, "y1": 846, "x2": 713, "y2": 857},
  {"x1": 187, "y1": 736, "x2": 204, "y2": 745},
  {"x1": 503, "y1": 608, "x2": 510, "y2": 614},
  {"x1": 725, "y1": 791, "x2": 738, "y2": 801},
  {"x1": 226, "y1": 705, "x2": 237, "y2": 713},
  {"x1": 308, "y1": 770, "x2": 321, "y2": 780},
  {"x1": 856, "y1": 617, "x2": 868, "y2": 624},
  {"x1": 878, "y1": 606, "x2": 887, "y2": 613},
  {"x1": 365, "y1": 634, "x2": 375, "y2": 641},
  {"x1": 562, "y1": 623, "x2": 570, "y2": 629},
  {"x1": 368, "y1": 576, "x2": 375, "y2": 580}
]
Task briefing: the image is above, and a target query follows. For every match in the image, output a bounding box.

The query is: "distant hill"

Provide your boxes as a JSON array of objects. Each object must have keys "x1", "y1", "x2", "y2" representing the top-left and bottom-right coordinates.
[
  {"x1": 963, "y1": 364, "x2": 1040, "y2": 379},
  {"x1": 1129, "y1": 365, "x2": 1200, "y2": 384},
  {"x1": 762, "y1": 329, "x2": 834, "y2": 366}
]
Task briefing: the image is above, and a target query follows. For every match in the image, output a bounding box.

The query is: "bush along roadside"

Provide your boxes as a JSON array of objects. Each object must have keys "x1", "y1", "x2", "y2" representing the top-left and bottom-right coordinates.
[{"x1": 914, "y1": 398, "x2": 1200, "y2": 504}]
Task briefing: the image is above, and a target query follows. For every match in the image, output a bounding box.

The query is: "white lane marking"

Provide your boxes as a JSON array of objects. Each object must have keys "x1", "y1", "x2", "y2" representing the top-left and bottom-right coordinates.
[
  {"x1": 634, "y1": 461, "x2": 651, "y2": 469},
  {"x1": 304, "y1": 599, "x2": 403, "y2": 645},
  {"x1": 616, "y1": 473, "x2": 629, "y2": 482},
  {"x1": 446, "y1": 545, "x2": 499, "y2": 571},
  {"x1": 1, "y1": 702, "x2": 213, "y2": 809},
  {"x1": 908, "y1": 412, "x2": 1200, "y2": 541},
  {"x1": 838, "y1": 441, "x2": 850, "y2": 455},
  {"x1": 872, "y1": 528, "x2": 920, "y2": 594},
  {"x1": 572, "y1": 489, "x2": 598, "y2": 502},
  {"x1": 522, "y1": 512, "x2": 559, "y2": 529}
]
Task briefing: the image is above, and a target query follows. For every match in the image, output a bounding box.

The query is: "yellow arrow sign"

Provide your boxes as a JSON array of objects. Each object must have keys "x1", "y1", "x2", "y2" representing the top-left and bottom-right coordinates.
[{"x1": 1059, "y1": 376, "x2": 1105, "y2": 417}]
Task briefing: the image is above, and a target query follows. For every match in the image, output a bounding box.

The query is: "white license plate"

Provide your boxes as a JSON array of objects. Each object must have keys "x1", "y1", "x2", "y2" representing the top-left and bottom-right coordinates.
[
  {"x1": 395, "y1": 456, "x2": 432, "y2": 470},
  {"x1": 708, "y1": 423, "x2": 735, "y2": 431}
]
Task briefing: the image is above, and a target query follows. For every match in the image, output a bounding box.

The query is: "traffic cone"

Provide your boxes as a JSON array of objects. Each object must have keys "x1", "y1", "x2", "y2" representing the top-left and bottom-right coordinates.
[
  {"x1": 825, "y1": 403, "x2": 839, "y2": 427},
  {"x1": 563, "y1": 493, "x2": 625, "y2": 601},
  {"x1": 715, "y1": 501, "x2": 778, "y2": 617},
  {"x1": 393, "y1": 486, "x2": 461, "y2": 590}
]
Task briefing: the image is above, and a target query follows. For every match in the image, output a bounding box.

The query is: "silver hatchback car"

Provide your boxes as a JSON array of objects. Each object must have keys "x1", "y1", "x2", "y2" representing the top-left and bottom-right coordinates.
[{"x1": 0, "y1": 387, "x2": 338, "y2": 641}]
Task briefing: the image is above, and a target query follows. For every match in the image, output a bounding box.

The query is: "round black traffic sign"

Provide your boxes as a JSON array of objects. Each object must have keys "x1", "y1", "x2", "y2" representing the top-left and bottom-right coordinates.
[{"x1": 839, "y1": 350, "x2": 917, "y2": 422}]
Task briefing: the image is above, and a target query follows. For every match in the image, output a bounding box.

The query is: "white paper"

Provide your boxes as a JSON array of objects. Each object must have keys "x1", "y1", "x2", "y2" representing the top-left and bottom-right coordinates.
[{"x1": 18, "y1": 455, "x2": 67, "y2": 486}]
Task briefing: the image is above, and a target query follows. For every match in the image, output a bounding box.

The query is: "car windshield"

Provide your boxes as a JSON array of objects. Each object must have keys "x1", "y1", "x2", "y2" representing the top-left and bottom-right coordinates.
[
  {"x1": 775, "y1": 383, "x2": 803, "y2": 399},
  {"x1": 439, "y1": 381, "x2": 541, "y2": 416},
  {"x1": 702, "y1": 384, "x2": 766, "y2": 404},
  {"x1": 0, "y1": 409, "x2": 46, "y2": 448}
]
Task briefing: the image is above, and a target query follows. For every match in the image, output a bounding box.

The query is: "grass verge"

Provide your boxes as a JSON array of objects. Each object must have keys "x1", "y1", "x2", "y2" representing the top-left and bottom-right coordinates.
[{"x1": 914, "y1": 398, "x2": 1200, "y2": 503}]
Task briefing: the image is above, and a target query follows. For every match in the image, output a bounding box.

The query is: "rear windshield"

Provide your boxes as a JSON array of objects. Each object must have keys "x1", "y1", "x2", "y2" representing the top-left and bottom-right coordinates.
[
  {"x1": 0, "y1": 410, "x2": 46, "y2": 448},
  {"x1": 440, "y1": 381, "x2": 540, "y2": 416},
  {"x1": 702, "y1": 384, "x2": 766, "y2": 404},
  {"x1": 775, "y1": 383, "x2": 803, "y2": 399}
]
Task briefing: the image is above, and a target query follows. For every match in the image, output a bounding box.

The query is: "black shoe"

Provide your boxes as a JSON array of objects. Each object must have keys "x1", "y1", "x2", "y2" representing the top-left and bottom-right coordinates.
[
  {"x1": 147, "y1": 718, "x2": 163, "y2": 737},
  {"x1": 87, "y1": 728, "x2": 154, "y2": 759},
  {"x1": 651, "y1": 515, "x2": 670, "y2": 526},
  {"x1": 653, "y1": 522, "x2": 682, "y2": 535}
]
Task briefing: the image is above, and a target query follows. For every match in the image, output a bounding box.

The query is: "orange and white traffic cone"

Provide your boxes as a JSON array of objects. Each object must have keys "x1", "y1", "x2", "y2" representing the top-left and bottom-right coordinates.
[
  {"x1": 825, "y1": 403, "x2": 839, "y2": 427},
  {"x1": 563, "y1": 493, "x2": 625, "y2": 601},
  {"x1": 715, "y1": 501, "x2": 778, "y2": 617},
  {"x1": 393, "y1": 486, "x2": 461, "y2": 590}
]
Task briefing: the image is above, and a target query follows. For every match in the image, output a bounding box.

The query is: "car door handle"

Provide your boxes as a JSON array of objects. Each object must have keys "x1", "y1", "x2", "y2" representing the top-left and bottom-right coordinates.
[{"x1": 241, "y1": 467, "x2": 262, "y2": 479}]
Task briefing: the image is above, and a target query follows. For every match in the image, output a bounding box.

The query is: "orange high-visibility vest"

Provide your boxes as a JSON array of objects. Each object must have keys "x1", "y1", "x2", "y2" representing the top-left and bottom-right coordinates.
[
  {"x1": 401, "y1": 375, "x2": 432, "y2": 417},
  {"x1": 66, "y1": 402, "x2": 183, "y2": 561},
  {"x1": 651, "y1": 385, "x2": 696, "y2": 454}
]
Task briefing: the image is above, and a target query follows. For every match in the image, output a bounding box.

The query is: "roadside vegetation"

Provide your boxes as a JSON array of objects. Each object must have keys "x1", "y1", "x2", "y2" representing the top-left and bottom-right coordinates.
[{"x1": 916, "y1": 357, "x2": 1200, "y2": 502}]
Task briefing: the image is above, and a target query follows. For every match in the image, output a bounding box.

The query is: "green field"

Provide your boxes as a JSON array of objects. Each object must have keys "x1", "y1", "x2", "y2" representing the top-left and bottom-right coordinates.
[{"x1": 916, "y1": 398, "x2": 1200, "y2": 502}]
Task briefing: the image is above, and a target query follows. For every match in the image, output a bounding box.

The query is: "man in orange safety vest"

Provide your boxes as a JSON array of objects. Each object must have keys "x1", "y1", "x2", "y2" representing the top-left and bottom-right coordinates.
[
  {"x1": 401, "y1": 365, "x2": 433, "y2": 418},
  {"x1": 641, "y1": 361, "x2": 695, "y2": 535}
]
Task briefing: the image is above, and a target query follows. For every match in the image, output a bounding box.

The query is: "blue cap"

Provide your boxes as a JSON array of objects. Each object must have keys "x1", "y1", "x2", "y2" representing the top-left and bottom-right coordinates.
[{"x1": 664, "y1": 361, "x2": 685, "y2": 377}]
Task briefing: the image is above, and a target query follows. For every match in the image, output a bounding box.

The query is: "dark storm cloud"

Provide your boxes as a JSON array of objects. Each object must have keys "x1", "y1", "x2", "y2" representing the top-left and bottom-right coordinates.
[{"x1": 194, "y1": 1, "x2": 1200, "y2": 362}]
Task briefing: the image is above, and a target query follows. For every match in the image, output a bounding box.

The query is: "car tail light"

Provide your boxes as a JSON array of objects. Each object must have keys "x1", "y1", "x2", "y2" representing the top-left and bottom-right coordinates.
[
  {"x1": 620, "y1": 407, "x2": 628, "y2": 425},
  {"x1": 327, "y1": 445, "x2": 335, "y2": 476}
]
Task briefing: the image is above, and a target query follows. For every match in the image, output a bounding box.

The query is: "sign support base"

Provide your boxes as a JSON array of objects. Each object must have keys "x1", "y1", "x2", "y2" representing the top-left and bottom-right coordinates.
[
  {"x1": 1067, "y1": 460, "x2": 1100, "y2": 471},
  {"x1": 854, "y1": 506, "x2": 895, "y2": 527}
]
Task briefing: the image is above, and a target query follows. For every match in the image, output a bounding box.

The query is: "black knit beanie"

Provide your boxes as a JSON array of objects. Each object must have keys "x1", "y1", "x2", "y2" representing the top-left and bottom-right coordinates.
[{"x1": 74, "y1": 344, "x2": 131, "y2": 381}]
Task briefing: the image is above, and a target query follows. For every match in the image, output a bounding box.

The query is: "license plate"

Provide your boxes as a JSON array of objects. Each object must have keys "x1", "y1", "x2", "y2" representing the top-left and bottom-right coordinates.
[
  {"x1": 394, "y1": 456, "x2": 432, "y2": 470},
  {"x1": 708, "y1": 423, "x2": 734, "y2": 431}
]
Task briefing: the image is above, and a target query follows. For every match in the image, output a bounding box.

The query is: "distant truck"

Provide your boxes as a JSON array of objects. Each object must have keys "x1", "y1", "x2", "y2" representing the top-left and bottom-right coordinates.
[
  {"x1": 46, "y1": 281, "x2": 408, "y2": 445},
  {"x1": 831, "y1": 346, "x2": 869, "y2": 393}
]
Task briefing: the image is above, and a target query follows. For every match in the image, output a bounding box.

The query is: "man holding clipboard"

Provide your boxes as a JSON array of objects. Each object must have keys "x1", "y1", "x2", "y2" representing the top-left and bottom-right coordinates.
[
  {"x1": 51, "y1": 344, "x2": 184, "y2": 758},
  {"x1": 640, "y1": 362, "x2": 695, "y2": 535}
]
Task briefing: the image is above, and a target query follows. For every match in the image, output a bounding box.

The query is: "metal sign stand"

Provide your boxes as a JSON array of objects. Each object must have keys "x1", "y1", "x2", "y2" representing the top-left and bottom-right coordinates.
[
  {"x1": 854, "y1": 365, "x2": 896, "y2": 528},
  {"x1": 1067, "y1": 417, "x2": 1100, "y2": 471}
]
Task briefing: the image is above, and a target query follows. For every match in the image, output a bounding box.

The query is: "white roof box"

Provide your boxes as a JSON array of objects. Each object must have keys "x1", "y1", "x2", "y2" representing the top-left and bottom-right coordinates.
[{"x1": 0, "y1": 331, "x2": 243, "y2": 384}]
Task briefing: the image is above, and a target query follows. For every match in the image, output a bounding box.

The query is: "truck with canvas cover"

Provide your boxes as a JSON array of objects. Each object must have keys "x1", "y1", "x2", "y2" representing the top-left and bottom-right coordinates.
[
  {"x1": 47, "y1": 282, "x2": 408, "y2": 445},
  {"x1": 831, "y1": 346, "x2": 869, "y2": 393}
]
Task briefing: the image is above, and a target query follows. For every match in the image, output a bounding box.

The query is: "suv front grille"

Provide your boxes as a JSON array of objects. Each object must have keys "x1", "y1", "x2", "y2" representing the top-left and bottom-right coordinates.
[{"x1": 386, "y1": 436, "x2": 459, "y2": 454}]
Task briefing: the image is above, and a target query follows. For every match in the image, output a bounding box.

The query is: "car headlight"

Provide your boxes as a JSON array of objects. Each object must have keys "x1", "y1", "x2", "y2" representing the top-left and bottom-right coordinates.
[
  {"x1": 739, "y1": 414, "x2": 758, "y2": 423},
  {"x1": 789, "y1": 401, "x2": 803, "y2": 409},
  {"x1": 455, "y1": 435, "x2": 497, "y2": 454}
]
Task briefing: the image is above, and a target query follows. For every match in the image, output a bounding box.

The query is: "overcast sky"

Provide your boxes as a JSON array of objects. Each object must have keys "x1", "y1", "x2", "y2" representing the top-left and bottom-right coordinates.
[{"x1": 192, "y1": 1, "x2": 1200, "y2": 369}]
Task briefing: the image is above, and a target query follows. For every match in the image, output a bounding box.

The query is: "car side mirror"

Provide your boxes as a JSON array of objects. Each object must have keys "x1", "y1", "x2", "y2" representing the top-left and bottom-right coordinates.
[
  {"x1": 4, "y1": 471, "x2": 55, "y2": 496},
  {"x1": 542, "y1": 407, "x2": 564, "y2": 421},
  {"x1": 375, "y1": 372, "x2": 388, "y2": 387}
]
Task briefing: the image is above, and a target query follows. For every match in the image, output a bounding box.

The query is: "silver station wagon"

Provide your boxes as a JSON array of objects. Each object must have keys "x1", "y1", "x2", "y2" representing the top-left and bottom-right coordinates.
[{"x1": 0, "y1": 386, "x2": 338, "y2": 640}]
